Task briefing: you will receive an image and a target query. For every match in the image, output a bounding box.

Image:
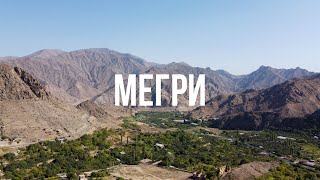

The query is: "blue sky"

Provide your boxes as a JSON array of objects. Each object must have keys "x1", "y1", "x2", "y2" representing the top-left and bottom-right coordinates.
[{"x1": 0, "y1": 0, "x2": 319, "y2": 74}]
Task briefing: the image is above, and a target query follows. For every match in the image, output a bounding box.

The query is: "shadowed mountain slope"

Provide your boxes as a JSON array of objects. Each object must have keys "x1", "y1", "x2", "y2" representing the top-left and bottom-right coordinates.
[{"x1": 193, "y1": 74, "x2": 320, "y2": 130}]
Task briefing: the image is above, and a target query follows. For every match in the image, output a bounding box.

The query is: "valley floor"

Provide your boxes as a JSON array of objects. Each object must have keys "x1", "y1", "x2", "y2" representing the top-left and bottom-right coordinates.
[{"x1": 0, "y1": 111, "x2": 319, "y2": 179}]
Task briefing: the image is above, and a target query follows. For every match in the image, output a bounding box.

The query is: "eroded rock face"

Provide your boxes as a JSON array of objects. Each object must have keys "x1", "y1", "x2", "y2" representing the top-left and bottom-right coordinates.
[
  {"x1": 0, "y1": 64, "x2": 50, "y2": 100},
  {"x1": 13, "y1": 66, "x2": 50, "y2": 99},
  {"x1": 76, "y1": 100, "x2": 109, "y2": 118}
]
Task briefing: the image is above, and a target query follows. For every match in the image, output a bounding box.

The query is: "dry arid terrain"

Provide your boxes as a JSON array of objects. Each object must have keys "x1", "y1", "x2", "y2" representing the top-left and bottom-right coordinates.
[
  {"x1": 107, "y1": 161, "x2": 276, "y2": 180},
  {"x1": 222, "y1": 161, "x2": 278, "y2": 180},
  {"x1": 109, "y1": 164, "x2": 192, "y2": 180},
  {"x1": 0, "y1": 64, "x2": 121, "y2": 145}
]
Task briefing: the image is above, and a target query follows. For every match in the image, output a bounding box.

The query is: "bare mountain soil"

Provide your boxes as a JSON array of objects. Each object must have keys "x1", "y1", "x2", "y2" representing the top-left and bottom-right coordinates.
[
  {"x1": 109, "y1": 164, "x2": 192, "y2": 180},
  {"x1": 0, "y1": 99, "x2": 122, "y2": 144},
  {"x1": 222, "y1": 161, "x2": 278, "y2": 180}
]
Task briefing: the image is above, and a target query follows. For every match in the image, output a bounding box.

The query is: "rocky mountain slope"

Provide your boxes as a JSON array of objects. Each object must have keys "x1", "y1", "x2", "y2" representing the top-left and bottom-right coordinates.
[
  {"x1": 193, "y1": 74, "x2": 320, "y2": 130},
  {"x1": 0, "y1": 64, "x2": 50, "y2": 100},
  {"x1": 85, "y1": 62, "x2": 237, "y2": 115},
  {"x1": 4, "y1": 49, "x2": 154, "y2": 104},
  {"x1": 0, "y1": 64, "x2": 117, "y2": 143}
]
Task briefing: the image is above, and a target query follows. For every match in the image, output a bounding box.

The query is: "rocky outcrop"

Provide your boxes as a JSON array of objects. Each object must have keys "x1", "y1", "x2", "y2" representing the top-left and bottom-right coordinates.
[{"x1": 0, "y1": 64, "x2": 50, "y2": 100}]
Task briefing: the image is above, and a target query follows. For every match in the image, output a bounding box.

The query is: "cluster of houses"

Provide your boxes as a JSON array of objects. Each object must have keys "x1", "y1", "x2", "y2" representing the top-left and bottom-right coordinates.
[
  {"x1": 197, "y1": 115, "x2": 220, "y2": 121},
  {"x1": 192, "y1": 172, "x2": 207, "y2": 180},
  {"x1": 258, "y1": 147, "x2": 318, "y2": 170},
  {"x1": 276, "y1": 136, "x2": 296, "y2": 140},
  {"x1": 236, "y1": 132, "x2": 319, "y2": 171},
  {"x1": 191, "y1": 165, "x2": 230, "y2": 180},
  {"x1": 292, "y1": 159, "x2": 317, "y2": 170},
  {"x1": 57, "y1": 171, "x2": 92, "y2": 180}
]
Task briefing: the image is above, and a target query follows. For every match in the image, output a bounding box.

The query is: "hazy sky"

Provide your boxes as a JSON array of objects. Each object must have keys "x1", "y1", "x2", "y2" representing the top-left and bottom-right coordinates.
[{"x1": 0, "y1": 1, "x2": 319, "y2": 74}]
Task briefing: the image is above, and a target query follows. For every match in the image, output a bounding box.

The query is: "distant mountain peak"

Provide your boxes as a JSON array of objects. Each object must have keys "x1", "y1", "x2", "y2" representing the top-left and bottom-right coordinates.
[
  {"x1": 167, "y1": 62, "x2": 191, "y2": 67},
  {"x1": 70, "y1": 48, "x2": 111, "y2": 54},
  {"x1": 26, "y1": 49, "x2": 66, "y2": 58},
  {"x1": 257, "y1": 65, "x2": 274, "y2": 71}
]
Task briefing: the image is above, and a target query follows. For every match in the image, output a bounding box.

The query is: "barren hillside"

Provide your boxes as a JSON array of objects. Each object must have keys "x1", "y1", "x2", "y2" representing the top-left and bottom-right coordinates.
[{"x1": 0, "y1": 64, "x2": 118, "y2": 144}]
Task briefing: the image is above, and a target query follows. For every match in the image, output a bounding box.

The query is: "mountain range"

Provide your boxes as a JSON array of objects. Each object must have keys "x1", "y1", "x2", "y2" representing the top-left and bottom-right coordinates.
[
  {"x1": 0, "y1": 48, "x2": 319, "y2": 141},
  {"x1": 1, "y1": 48, "x2": 315, "y2": 105}
]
